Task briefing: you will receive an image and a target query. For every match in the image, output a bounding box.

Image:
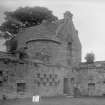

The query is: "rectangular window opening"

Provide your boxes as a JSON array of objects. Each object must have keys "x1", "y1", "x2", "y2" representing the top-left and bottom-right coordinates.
[
  {"x1": 0, "y1": 71, "x2": 3, "y2": 76},
  {"x1": 17, "y1": 82, "x2": 26, "y2": 93},
  {"x1": 0, "y1": 81, "x2": 3, "y2": 86}
]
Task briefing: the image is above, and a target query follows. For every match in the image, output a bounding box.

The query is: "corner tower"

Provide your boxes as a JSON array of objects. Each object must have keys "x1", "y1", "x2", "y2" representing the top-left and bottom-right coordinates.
[
  {"x1": 13, "y1": 11, "x2": 82, "y2": 97},
  {"x1": 56, "y1": 11, "x2": 81, "y2": 66}
]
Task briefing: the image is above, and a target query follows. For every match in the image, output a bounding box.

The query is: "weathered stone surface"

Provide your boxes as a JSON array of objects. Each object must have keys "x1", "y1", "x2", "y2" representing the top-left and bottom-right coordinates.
[
  {"x1": 0, "y1": 11, "x2": 81, "y2": 98},
  {"x1": 75, "y1": 61, "x2": 105, "y2": 96}
]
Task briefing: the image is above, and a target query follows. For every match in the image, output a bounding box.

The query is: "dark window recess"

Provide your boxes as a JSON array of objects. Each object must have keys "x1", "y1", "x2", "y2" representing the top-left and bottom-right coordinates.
[
  {"x1": 3, "y1": 76, "x2": 8, "y2": 82},
  {"x1": 71, "y1": 77, "x2": 74, "y2": 83},
  {"x1": 67, "y1": 42, "x2": 72, "y2": 58},
  {"x1": 68, "y1": 42, "x2": 72, "y2": 49},
  {"x1": 34, "y1": 63, "x2": 38, "y2": 67},
  {"x1": 19, "y1": 52, "x2": 25, "y2": 59},
  {"x1": 103, "y1": 80, "x2": 105, "y2": 84},
  {"x1": 0, "y1": 71, "x2": 3, "y2": 76},
  {"x1": 0, "y1": 81, "x2": 3, "y2": 86},
  {"x1": 52, "y1": 78, "x2": 55, "y2": 82},
  {"x1": 17, "y1": 83, "x2": 26, "y2": 92},
  {"x1": 88, "y1": 83, "x2": 95, "y2": 86},
  {"x1": 3, "y1": 71, "x2": 8, "y2": 82}
]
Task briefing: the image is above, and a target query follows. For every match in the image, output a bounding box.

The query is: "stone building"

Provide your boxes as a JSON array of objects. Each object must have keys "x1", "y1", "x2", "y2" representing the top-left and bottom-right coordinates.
[
  {"x1": 0, "y1": 11, "x2": 81, "y2": 99},
  {"x1": 74, "y1": 61, "x2": 105, "y2": 96}
]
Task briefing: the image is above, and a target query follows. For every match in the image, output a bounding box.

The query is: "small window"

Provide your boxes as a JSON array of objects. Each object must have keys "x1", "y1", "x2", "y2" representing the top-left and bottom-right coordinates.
[
  {"x1": 0, "y1": 81, "x2": 3, "y2": 86},
  {"x1": 0, "y1": 71, "x2": 3, "y2": 76},
  {"x1": 68, "y1": 42, "x2": 72, "y2": 51},
  {"x1": 103, "y1": 80, "x2": 105, "y2": 84},
  {"x1": 3, "y1": 76, "x2": 8, "y2": 82},
  {"x1": 17, "y1": 82, "x2": 26, "y2": 93},
  {"x1": 52, "y1": 78, "x2": 55, "y2": 82},
  {"x1": 3, "y1": 71, "x2": 8, "y2": 82},
  {"x1": 88, "y1": 83, "x2": 95, "y2": 86}
]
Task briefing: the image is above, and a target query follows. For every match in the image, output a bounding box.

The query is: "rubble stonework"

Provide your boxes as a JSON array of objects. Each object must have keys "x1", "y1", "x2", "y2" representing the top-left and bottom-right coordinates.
[
  {"x1": 0, "y1": 11, "x2": 81, "y2": 99},
  {"x1": 74, "y1": 61, "x2": 105, "y2": 96}
]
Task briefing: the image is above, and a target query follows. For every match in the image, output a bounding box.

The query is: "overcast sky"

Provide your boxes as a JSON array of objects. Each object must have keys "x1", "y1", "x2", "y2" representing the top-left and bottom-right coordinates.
[{"x1": 0, "y1": 0, "x2": 105, "y2": 61}]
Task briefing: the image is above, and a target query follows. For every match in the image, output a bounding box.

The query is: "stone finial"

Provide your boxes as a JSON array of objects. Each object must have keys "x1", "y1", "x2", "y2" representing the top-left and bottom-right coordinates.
[{"x1": 64, "y1": 11, "x2": 73, "y2": 22}]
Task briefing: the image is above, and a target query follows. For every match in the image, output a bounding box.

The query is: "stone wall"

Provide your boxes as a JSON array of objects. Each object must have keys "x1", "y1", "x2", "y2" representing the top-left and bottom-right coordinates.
[
  {"x1": 26, "y1": 40, "x2": 68, "y2": 66},
  {"x1": 27, "y1": 63, "x2": 69, "y2": 97},
  {"x1": 0, "y1": 11, "x2": 82, "y2": 99},
  {"x1": 75, "y1": 62, "x2": 105, "y2": 96},
  {"x1": 0, "y1": 58, "x2": 73, "y2": 99}
]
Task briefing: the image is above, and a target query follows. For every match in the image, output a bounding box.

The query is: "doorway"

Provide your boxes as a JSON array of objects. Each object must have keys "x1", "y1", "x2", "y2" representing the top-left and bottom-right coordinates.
[
  {"x1": 63, "y1": 78, "x2": 71, "y2": 95},
  {"x1": 88, "y1": 83, "x2": 95, "y2": 96}
]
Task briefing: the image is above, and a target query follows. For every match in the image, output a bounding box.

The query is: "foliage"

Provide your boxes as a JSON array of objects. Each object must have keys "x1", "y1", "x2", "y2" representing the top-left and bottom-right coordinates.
[
  {"x1": 0, "y1": 6, "x2": 58, "y2": 34},
  {"x1": 85, "y1": 53, "x2": 95, "y2": 63}
]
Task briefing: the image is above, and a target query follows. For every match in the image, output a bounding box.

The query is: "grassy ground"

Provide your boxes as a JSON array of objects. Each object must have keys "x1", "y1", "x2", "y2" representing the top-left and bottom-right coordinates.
[{"x1": 1, "y1": 96, "x2": 105, "y2": 105}]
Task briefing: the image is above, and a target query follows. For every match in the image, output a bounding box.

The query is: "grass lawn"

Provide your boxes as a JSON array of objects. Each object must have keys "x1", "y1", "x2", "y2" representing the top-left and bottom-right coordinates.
[{"x1": 1, "y1": 96, "x2": 105, "y2": 105}]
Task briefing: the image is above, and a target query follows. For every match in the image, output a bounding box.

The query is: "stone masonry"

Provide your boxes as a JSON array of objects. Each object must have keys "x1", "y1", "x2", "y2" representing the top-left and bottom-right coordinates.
[{"x1": 0, "y1": 11, "x2": 81, "y2": 99}]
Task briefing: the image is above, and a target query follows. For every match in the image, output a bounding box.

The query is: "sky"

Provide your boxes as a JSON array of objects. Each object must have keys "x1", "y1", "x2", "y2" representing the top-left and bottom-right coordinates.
[{"x1": 0, "y1": 0, "x2": 105, "y2": 61}]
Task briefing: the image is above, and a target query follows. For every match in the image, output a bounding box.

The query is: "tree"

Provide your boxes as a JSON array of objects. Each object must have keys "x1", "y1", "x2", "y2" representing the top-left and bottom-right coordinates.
[
  {"x1": 0, "y1": 6, "x2": 58, "y2": 34},
  {"x1": 85, "y1": 53, "x2": 95, "y2": 63}
]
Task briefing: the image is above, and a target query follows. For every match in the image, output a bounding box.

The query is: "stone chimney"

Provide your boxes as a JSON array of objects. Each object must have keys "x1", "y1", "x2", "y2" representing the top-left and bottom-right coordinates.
[{"x1": 64, "y1": 11, "x2": 73, "y2": 23}]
